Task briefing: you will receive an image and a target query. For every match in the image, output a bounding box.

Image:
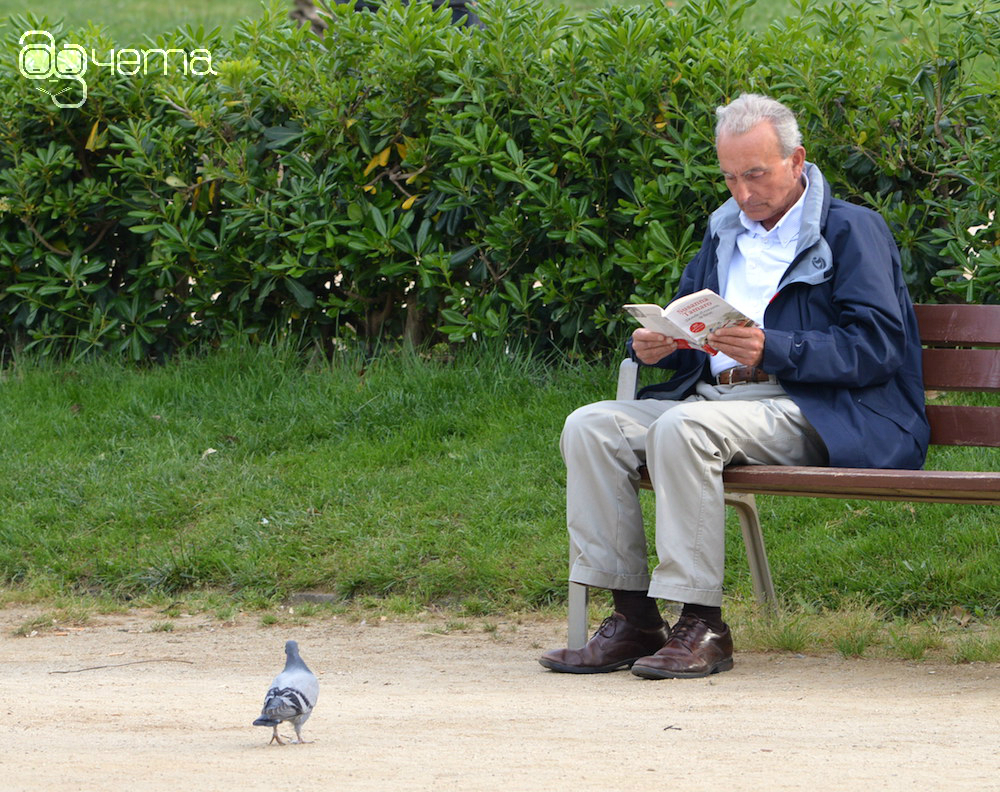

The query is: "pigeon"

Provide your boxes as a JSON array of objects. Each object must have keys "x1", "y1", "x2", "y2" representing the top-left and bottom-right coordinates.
[{"x1": 253, "y1": 640, "x2": 319, "y2": 745}]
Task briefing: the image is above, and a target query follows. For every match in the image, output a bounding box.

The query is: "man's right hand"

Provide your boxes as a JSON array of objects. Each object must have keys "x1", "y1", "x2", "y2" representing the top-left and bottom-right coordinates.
[{"x1": 631, "y1": 328, "x2": 678, "y2": 365}]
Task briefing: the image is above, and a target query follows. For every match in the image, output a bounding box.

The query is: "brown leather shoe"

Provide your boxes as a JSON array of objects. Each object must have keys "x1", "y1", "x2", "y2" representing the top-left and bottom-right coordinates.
[
  {"x1": 539, "y1": 613, "x2": 669, "y2": 674},
  {"x1": 630, "y1": 614, "x2": 734, "y2": 679}
]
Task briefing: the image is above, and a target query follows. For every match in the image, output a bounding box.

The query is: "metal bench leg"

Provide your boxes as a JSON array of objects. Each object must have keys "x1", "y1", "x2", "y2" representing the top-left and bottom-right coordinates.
[
  {"x1": 567, "y1": 581, "x2": 589, "y2": 649},
  {"x1": 724, "y1": 492, "x2": 777, "y2": 612},
  {"x1": 567, "y1": 538, "x2": 590, "y2": 649}
]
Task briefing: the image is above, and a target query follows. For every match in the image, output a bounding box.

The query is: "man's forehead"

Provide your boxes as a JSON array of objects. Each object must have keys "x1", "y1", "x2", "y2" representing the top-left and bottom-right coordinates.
[{"x1": 717, "y1": 125, "x2": 785, "y2": 168}]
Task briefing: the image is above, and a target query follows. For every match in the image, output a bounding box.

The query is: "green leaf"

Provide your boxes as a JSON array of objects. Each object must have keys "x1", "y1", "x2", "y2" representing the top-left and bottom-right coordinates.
[
  {"x1": 449, "y1": 245, "x2": 478, "y2": 266},
  {"x1": 370, "y1": 205, "x2": 388, "y2": 237},
  {"x1": 286, "y1": 278, "x2": 316, "y2": 309}
]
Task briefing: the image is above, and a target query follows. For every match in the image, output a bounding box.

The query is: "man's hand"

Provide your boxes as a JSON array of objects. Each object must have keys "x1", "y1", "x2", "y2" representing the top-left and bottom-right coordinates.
[
  {"x1": 708, "y1": 326, "x2": 765, "y2": 367},
  {"x1": 631, "y1": 328, "x2": 678, "y2": 365}
]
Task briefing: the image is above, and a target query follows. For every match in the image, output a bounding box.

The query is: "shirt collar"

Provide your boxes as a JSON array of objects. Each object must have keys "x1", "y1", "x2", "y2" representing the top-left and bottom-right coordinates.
[{"x1": 738, "y1": 171, "x2": 811, "y2": 246}]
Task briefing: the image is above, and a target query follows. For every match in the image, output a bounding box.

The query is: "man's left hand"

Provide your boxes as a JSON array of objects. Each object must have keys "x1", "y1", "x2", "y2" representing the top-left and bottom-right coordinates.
[{"x1": 707, "y1": 326, "x2": 765, "y2": 368}]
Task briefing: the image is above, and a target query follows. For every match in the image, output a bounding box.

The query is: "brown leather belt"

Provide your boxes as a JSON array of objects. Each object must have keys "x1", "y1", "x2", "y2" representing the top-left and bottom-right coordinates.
[{"x1": 716, "y1": 366, "x2": 773, "y2": 385}]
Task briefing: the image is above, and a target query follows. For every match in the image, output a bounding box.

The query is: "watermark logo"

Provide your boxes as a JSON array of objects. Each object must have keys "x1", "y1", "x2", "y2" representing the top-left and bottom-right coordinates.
[
  {"x1": 18, "y1": 29, "x2": 217, "y2": 109},
  {"x1": 19, "y1": 30, "x2": 87, "y2": 108}
]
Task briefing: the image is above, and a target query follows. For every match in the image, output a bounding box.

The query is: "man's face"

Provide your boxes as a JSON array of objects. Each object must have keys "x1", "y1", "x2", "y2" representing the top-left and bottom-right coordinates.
[{"x1": 716, "y1": 121, "x2": 806, "y2": 230}]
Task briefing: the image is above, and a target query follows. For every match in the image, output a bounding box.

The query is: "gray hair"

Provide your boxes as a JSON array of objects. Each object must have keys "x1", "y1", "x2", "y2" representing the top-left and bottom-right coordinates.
[{"x1": 715, "y1": 94, "x2": 802, "y2": 156}]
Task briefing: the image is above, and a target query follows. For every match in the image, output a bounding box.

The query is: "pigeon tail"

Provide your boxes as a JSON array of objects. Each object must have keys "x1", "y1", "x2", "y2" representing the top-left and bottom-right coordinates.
[{"x1": 253, "y1": 716, "x2": 280, "y2": 727}]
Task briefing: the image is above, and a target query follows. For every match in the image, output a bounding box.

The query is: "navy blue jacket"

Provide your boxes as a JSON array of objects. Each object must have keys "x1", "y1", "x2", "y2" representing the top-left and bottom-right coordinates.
[{"x1": 635, "y1": 163, "x2": 930, "y2": 469}]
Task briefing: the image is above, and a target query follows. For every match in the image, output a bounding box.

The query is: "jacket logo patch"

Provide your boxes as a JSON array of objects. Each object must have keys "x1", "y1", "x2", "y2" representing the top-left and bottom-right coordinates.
[{"x1": 811, "y1": 256, "x2": 826, "y2": 269}]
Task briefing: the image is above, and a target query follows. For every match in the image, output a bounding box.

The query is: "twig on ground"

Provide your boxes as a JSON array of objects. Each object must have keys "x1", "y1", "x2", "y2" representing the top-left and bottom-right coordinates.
[{"x1": 49, "y1": 658, "x2": 195, "y2": 674}]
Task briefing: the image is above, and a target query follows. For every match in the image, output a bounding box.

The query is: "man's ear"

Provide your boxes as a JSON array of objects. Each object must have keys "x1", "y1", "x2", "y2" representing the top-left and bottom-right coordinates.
[{"x1": 791, "y1": 146, "x2": 807, "y2": 176}]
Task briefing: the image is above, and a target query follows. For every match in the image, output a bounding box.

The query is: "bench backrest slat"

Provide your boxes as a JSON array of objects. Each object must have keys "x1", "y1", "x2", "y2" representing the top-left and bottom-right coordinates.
[
  {"x1": 926, "y1": 405, "x2": 1000, "y2": 447},
  {"x1": 922, "y1": 349, "x2": 1000, "y2": 391},
  {"x1": 915, "y1": 304, "x2": 1000, "y2": 347},
  {"x1": 914, "y1": 304, "x2": 1000, "y2": 449}
]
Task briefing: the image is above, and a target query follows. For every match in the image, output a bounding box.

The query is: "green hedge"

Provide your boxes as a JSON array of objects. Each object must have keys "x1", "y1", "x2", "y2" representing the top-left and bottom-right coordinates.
[{"x1": 1, "y1": 0, "x2": 998, "y2": 359}]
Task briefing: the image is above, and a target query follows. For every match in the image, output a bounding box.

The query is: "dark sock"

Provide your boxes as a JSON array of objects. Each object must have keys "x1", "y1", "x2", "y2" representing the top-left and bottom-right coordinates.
[
  {"x1": 611, "y1": 590, "x2": 664, "y2": 629},
  {"x1": 680, "y1": 603, "x2": 725, "y2": 632}
]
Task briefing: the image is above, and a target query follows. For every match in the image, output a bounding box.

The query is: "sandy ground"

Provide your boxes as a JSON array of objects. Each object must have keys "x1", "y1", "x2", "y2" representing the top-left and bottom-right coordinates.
[{"x1": 1, "y1": 607, "x2": 999, "y2": 792}]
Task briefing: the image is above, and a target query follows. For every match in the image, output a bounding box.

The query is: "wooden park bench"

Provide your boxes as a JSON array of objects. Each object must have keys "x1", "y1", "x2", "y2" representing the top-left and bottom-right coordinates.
[{"x1": 567, "y1": 304, "x2": 1000, "y2": 648}]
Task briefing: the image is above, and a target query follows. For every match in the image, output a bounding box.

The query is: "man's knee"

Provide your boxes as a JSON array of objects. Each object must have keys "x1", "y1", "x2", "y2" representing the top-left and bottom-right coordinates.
[
  {"x1": 649, "y1": 401, "x2": 700, "y2": 433},
  {"x1": 560, "y1": 400, "x2": 628, "y2": 462},
  {"x1": 563, "y1": 400, "x2": 617, "y2": 438},
  {"x1": 647, "y1": 401, "x2": 718, "y2": 454}
]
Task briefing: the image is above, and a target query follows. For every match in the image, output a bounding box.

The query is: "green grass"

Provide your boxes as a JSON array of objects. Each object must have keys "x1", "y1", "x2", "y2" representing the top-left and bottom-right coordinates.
[
  {"x1": 0, "y1": 0, "x2": 803, "y2": 43},
  {"x1": 1, "y1": 346, "x2": 998, "y2": 658},
  {"x1": 728, "y1": 598, "x2": 1000, "y2": 663},
  {"x1": 952, "y1": 634, "x2": 1000, "y2": 663},
  {"x1": 1, "y1": 346, "x2": 998, "y2": 617},
  {"x1": 0, "y1": 345, "x2": 594, "y2": 610},
  {"x1": 0, "y1": 0, "x2": 267, "y2": 43}
]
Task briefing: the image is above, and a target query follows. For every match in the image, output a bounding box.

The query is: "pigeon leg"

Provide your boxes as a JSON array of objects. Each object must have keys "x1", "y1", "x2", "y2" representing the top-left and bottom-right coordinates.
[{"x1": 269, "y1": 726, "x2": 285, "y2": 746}]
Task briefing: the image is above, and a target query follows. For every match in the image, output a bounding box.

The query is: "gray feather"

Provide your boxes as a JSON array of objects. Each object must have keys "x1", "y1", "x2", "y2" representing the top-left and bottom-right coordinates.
[{"x1": 253, "y1": 640, "x2": 319, "y2": 743}]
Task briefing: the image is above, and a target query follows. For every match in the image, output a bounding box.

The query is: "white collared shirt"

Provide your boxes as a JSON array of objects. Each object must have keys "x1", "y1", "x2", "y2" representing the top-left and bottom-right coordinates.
[{"x1": 710, "y1": 173, "x2": 811, "y2": 378}]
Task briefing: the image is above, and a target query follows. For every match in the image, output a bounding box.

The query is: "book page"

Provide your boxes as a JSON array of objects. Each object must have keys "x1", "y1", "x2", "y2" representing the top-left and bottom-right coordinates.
[
  {"x1": 624, "y1": 290, "x2": 755, "y2": 354},
  {"x1": 622, "y1": 304, "x2": 694, "y2": 347}
]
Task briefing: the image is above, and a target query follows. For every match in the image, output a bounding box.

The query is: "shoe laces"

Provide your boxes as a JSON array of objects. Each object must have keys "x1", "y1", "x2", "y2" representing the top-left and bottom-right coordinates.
[
  {"x1": 593, "y1": 614, "x2": 623, "y2": 639},
  {"x1": 668, "y1": 614, "x2": 706, "y2": 647}
]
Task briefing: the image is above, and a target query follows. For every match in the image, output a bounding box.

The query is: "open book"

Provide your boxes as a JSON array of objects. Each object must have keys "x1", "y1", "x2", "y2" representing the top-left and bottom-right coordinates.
[{"x1": 624, "y1": 289, "x2": 756, "y2": 355}]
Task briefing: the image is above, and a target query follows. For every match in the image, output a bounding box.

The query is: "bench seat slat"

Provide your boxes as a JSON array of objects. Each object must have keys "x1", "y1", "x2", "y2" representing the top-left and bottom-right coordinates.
[
  {"x1": 636, "y1": 465, "x2": 1000, "y2": 503},
  {"x1": 720, "y1": 466, "x2": 1000, "y2": 504}
]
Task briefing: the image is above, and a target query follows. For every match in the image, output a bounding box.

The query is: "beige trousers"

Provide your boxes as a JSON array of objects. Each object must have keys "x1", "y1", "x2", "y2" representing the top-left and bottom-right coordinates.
[{"x1": 561, "y1": 381, "x2": 827, "y2": 606}]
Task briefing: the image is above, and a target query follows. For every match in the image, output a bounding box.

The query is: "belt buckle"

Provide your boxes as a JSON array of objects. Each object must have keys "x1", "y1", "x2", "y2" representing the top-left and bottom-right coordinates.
[
  {"x1": 719, "y1": 366, "x2": 738, "y2": 385},
  {"x1": 719, "y1": 366, "x2": 758, "y2": 385}
]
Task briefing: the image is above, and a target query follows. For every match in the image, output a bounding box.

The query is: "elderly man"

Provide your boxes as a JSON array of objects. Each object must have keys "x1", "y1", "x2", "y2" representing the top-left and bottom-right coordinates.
[{"x1": 540, "y1": 94, "x2": 929, "y2": 680}]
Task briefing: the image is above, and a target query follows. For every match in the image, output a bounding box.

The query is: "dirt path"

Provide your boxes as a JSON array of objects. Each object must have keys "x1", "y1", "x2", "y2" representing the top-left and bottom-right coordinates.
[{"x1": 2, "y1": 607, "x2": 998, "y2": 791}]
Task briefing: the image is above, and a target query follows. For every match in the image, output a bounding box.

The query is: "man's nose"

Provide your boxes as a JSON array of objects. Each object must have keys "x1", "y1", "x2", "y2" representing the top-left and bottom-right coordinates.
[{"x1": 732, "y1": 180, "x2": 752, "y2": 205}]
